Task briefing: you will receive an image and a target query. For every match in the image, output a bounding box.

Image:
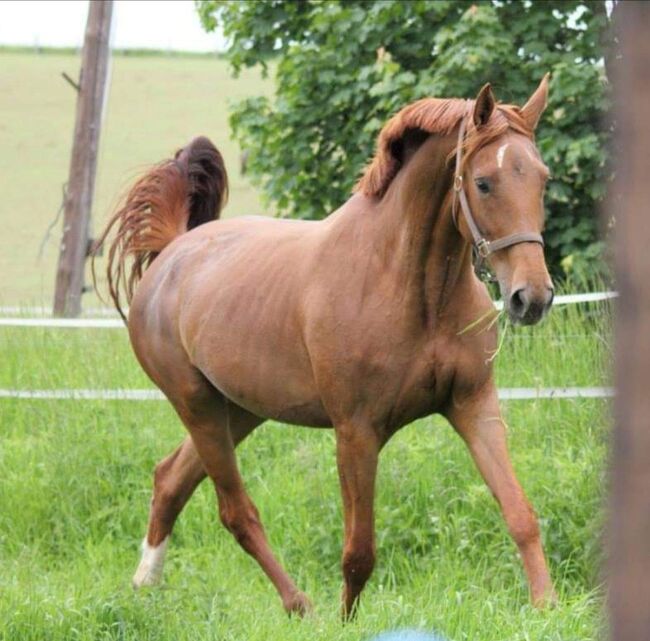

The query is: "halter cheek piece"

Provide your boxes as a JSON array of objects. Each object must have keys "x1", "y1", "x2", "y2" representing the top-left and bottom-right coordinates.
[{"x1": 452, "y1": 114, "x2": 544, "y2": 278}]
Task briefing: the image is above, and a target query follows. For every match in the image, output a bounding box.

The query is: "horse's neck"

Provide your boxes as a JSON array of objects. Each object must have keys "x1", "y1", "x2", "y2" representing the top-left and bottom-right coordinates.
[{"x1": 376, "y1": 133, "x2": 474, "y2": 326}]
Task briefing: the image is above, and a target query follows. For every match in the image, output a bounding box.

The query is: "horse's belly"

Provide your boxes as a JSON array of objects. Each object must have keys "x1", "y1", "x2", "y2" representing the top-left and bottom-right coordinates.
[
  {"x1": 188, "y1": 315, "x2": 331, "y2": 427},
  {"x1": 200, "y1": 361, "x2": 332, "y2": 427}
]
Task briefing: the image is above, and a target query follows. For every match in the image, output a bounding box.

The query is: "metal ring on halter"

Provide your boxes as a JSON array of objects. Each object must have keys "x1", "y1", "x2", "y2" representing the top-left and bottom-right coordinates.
[{"x1": 476, "y1": 239, "x2": 491, "y2": 259}]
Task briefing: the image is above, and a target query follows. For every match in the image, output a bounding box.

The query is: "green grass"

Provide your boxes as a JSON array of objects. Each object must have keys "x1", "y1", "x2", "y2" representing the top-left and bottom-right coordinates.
[
  {"x1": 0, "y1": 302, "x2": 610, "y2": 640},
  {"x1": 0, "y1": 50, "x2": 272, "y2": 306},
  {"x1": 0, "y1": 48, "x2": 610, "y2": 641}
]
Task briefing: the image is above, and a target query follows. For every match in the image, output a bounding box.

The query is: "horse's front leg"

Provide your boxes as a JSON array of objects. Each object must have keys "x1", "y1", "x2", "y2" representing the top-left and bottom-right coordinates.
[
  {"x1": 444, "y1": 381, "x2": 556, "y2": 607},
  {"x1": 335, "y1": 422, "x2": 381, "y2": 619}
]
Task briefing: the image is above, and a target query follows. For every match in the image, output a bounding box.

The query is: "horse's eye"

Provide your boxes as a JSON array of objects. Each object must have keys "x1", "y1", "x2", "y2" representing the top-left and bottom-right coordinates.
[{"x1": 475, "y1": 178, "x2": 490, "y2": 194}]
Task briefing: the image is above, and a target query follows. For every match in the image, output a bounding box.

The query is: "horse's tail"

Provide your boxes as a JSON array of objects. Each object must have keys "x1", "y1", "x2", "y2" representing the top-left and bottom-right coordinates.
[{"x1": 93, "y1": 136, "x2": 228, "y2": 321}]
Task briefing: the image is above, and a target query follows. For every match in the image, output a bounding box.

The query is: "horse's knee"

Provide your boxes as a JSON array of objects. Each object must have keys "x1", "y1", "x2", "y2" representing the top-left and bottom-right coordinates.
[
  {"x1": 507, "y1": 503, "x2": 540, "y2": 548},
  {"x1": 342, "y1": 543, "x2": 375, "y2": 588}
]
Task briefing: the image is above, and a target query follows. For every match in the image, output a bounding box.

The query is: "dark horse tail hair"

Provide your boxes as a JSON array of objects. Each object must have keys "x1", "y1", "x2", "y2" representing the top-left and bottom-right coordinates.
[{"x1": 93, "y1": 136, "x2": 228, "y2": 321}]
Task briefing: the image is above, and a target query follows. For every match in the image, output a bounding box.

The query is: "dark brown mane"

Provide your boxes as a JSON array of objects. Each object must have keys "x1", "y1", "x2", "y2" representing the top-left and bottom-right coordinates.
[{"x1": 354, "y1": 98, "x2": 533, "y2": 198}]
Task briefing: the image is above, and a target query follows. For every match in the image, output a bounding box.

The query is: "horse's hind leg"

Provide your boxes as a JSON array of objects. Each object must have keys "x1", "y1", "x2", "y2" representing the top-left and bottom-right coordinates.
[
  {"x1": 166, "y1": 386, "x2": 311, "y2": 615},
  {"x1": 445, "y1": 382, "x2": 556, "y2": 607},
  {"x1": 133, "y1": 413, "x2": 258, "y2": 587},
  {"x1": 133, "y1": 437, "x2": 204, "y2": 588}
]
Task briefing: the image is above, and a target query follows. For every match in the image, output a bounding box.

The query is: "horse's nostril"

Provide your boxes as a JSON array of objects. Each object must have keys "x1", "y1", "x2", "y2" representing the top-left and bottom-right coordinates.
[
  {"x1": 510, "y1": 288, "x2": 527, "y2": 316},
  {"x1": 547, "y1": 287, "x2": 555, "y2": 307},
  {"x1": 508, "y1": 286, "x2": 551, "y2": 325}
]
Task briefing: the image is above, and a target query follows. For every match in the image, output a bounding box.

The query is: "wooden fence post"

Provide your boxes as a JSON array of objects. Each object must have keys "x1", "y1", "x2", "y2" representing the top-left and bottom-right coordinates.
[
  {"x1": 609, "y1": 2, "x2": 650, "y2": 640},
  {"x1": 53, "y1": 0, "x2": 113, "y2": 317}
]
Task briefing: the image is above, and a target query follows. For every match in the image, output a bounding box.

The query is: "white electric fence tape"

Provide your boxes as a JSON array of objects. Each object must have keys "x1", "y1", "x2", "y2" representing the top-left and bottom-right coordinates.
[
  {"x1": 0, "y1": 387, "x2": 613, "y2": 402},
  {"x1": 0, "y1": 291, "x2": 615, "y2": 403},
  {"x1": 492, "y1": 291, "x2": 618, "y2": 311},
  {"x1": 0, "y1": 389, "x2": 163, "y2": 400},
  {"x1": 0, "y1": 291, "x2": 618, "y2": 328},
  {"x1": 0, "y1": 306, "x2": 120, "y2": 317},
  {"x1": 0, "y1": 317, "x2": 124, "y2": 328}
]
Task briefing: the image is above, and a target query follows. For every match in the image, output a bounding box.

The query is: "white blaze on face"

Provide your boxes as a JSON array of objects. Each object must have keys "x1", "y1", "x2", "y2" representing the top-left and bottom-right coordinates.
[
  {"x1": 496, "y1": 143, "x2": 510, "y2": 169},
  {"x1": 132, "y1": 536, "x2": 169, "y2": 588}
]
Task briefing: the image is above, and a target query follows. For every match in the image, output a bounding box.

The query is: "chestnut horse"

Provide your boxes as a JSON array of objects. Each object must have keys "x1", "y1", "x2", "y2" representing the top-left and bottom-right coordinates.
[{"x1": 96, "y1": 77, "x2": 556, "y2": 617}]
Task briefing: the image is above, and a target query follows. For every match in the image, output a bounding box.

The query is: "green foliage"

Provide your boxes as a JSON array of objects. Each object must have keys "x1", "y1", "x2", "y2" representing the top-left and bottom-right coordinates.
[{"x1": 197, "y1": 0, "x2": 612, "y2": 278}]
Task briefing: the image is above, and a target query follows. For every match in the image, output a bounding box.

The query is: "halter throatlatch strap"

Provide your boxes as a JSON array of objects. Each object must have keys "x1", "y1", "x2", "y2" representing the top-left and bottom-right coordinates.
[{"x1": 452, "y1": 113, "x2": 544, "y2": 274}]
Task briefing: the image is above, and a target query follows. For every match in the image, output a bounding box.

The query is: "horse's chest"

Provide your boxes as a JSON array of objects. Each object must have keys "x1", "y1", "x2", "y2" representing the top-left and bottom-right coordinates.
[
  {"x1": 377, "y1": 343, "x2": 454, "y2": 427},
  {"x1": 389, "y1": 336, "x2": 490, "y2": 426}
]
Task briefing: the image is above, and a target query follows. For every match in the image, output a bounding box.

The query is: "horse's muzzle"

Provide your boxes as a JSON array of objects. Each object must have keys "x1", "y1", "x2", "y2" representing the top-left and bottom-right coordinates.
[{"x1": 507, "y1": 285, "x2": 554, "y2": 325}]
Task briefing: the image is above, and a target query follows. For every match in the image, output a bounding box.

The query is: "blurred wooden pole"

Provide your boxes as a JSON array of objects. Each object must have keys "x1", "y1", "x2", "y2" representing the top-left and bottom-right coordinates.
[
  {"x1": 53, "y1": 0, "x2": 113, "y2": 317},
  {"x1": 609, "y1": 2, "x2": 650, "y2": 640}
]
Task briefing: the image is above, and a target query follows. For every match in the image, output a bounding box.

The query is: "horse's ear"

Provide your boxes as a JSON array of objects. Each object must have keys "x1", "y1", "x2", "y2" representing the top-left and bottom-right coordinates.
[
  {"x1": 473, "y1": 83, "x2": 496, "y2": 128},
  {"x1": 521, "y1": 73, "x2": 550, "y2": 131}
]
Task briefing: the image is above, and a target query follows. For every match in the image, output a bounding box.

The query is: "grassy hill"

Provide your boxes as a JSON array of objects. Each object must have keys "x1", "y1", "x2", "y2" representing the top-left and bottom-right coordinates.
[{"x1": 0, "y1": 50, "x2": 272, "y2": 306}]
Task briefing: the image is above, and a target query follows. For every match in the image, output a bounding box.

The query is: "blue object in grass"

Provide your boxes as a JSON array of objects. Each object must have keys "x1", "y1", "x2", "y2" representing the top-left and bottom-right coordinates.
[{"x1": 371, "y1": 630, "x2": 448, "y2": 641}]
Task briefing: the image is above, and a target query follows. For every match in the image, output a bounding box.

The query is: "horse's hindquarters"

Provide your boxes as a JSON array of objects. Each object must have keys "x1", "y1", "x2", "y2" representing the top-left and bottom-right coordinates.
[{"x1": 166, "y1": 219, "x2": 331, "y2": 427}]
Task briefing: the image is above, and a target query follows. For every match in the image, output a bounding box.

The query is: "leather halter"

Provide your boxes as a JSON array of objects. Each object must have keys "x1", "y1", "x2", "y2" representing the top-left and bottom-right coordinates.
[{"x1": 452, "y1": 113, "x2": 544, "y2": 278}]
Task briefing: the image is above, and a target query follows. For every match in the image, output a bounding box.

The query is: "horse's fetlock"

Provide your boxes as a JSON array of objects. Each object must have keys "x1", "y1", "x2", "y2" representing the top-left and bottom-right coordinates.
[
  {"x1": 342, "y1": 545, "x2": 375, "y2": 586},
  {"x1": 282, "y1": 591, "x2": 313, "y2": 617}
]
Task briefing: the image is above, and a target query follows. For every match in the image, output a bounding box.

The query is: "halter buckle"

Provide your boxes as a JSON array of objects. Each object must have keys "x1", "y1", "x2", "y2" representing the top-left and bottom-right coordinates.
[
  {"x1": 453, "y1": 175, "x2": 463, "y2": 192},
  {"x1": 476, "y1": 238, "x2": 491, "y2": 258}
]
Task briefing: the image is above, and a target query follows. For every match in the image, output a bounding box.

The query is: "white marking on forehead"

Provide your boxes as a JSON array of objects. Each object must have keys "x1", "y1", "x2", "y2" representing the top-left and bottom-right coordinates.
[{"x1": 496, "y1": 143, "x2": 510, "y2": 168}]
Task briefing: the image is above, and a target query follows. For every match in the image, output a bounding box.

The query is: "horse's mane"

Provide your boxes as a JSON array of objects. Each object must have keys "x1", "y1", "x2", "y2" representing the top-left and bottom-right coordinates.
[{"x1": 354, "y1": 98, "x2": 533, "y2": 198}]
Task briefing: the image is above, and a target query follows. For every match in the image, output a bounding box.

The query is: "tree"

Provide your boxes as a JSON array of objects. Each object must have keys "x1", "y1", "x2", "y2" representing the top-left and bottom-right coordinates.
[{"x1": 198, "y1": 0, "x2": 611, "y2": 278}]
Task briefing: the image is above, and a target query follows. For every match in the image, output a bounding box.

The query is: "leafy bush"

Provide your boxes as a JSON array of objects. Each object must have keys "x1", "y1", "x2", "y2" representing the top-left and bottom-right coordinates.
[{"x1": 198, "y1": 0, "x2": 612, "y2": 278}]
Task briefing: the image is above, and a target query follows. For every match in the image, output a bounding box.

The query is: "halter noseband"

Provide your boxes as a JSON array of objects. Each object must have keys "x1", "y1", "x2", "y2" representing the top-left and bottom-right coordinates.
[{"x1": 452, "y1": 113, "x2": 544, "y2": 278}]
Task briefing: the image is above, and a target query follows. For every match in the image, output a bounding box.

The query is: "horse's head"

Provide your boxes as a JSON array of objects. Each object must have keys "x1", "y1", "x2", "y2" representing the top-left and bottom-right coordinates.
[{"x1": 458, "y1": 76, "x2": 553, "y2": 325}]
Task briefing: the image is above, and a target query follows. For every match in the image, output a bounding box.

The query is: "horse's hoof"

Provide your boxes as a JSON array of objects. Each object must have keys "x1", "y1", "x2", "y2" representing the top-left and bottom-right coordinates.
[
  {"x1": 132, "y1": 537, "x2": 168, "y2": 589},
  {"x1": 132, "y1": 562, "x2": 163, "y2": 589},
  {"x1": 283, "y1": 591, "x2": 313, "y2": 617},
  {"x1": 341, "y1": 604, "x2": 358, "y2": 623},
  {"x1": 132, "y1": 569, "x2": 161, "y2": 589},
  {"x1": 532, "y1": 586, "x2": 558, "y2": 609}
]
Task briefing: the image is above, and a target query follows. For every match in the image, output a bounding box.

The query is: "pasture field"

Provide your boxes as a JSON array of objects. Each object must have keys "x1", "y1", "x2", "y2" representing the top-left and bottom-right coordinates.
[
  {"x1": 0, "y1": 50, "x2": 271, "y2": 306},
  {"x1": 0, "y1": 301, "x2": 610, "y2": 640}
]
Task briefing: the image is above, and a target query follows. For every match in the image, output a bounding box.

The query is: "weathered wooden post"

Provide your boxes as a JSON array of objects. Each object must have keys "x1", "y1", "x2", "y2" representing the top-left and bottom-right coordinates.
[
  {"x1": 53, "y1": 0, "x2": 113, "y2": 317},
  {"x1": 609, "y1": 2, "x2": 650, "y2": 640}
]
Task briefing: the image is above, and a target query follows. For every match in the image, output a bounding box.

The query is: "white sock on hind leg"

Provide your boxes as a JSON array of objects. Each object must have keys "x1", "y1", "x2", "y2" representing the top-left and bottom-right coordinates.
[{"x1": 132, "y1": 536, "x2": 169, "y2": 588}]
